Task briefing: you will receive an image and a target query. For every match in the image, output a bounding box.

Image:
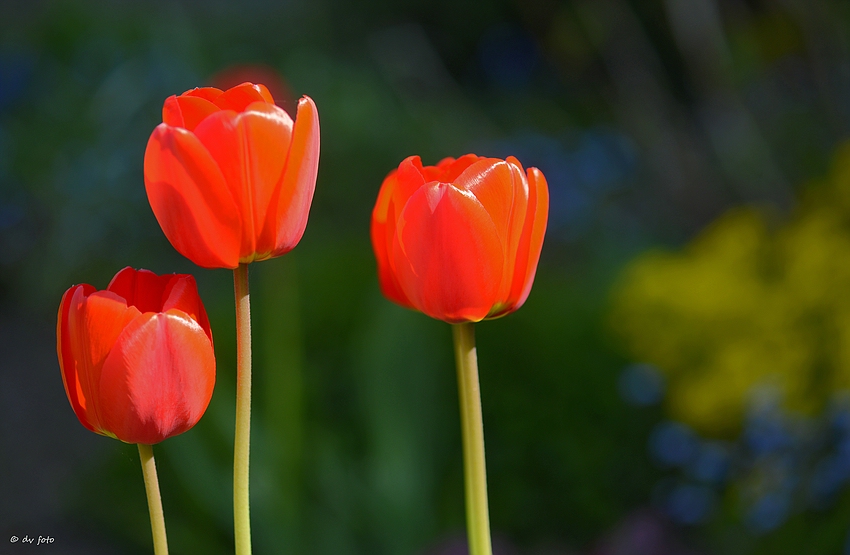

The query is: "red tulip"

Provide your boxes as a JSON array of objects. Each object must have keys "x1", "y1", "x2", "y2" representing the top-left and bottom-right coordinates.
[
  {"x1": 144, "y1": 82, "x2": 320, "y2": 269},
  {"x1": 57, "y1": 267, "x2": 216, "y2": 445},
  {"x1": 371, "y1": 154, "x2": 549, "y2": 323}
]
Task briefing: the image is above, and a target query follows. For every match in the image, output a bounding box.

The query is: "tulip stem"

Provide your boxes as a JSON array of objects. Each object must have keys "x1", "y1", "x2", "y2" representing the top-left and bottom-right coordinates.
[
  {"x1": 233, "y1": 263, "x2": 253, "y2": 555},
  {"x1": 138, "y1": 443, "x2": 169, "y2": 555},
  {"x1": 452, "y1": 322, "x2": 493, "y2": 555}
]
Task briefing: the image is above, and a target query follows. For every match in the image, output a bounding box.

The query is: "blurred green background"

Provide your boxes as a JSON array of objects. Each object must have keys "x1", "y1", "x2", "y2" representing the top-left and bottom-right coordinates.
[{"x1": 4, "y1": 0, "x2": 850, "y2": 553}]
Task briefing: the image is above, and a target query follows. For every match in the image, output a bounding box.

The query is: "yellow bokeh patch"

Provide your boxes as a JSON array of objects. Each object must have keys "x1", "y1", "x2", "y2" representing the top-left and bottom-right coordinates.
[{"x1": 611, "y1": 143, "x2": 850, "y2": 435}]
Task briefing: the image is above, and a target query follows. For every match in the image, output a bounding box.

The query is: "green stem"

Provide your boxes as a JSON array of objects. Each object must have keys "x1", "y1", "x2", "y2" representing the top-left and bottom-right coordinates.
[
  {"x1": 452, "y1": 322, "x2": 493, "y2": 555},
  {"x1": 233, "y1": 263, "x2": 253, "y2": 555},
  {"x1": 138, "y1": 443, "x2": 169, "y2": 555}
]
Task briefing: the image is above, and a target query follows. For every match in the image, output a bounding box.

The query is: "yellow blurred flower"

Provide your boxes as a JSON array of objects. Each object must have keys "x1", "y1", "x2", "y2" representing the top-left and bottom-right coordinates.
[{"x1": 611, "y1": 143, "x2": 850, "y2": 435}]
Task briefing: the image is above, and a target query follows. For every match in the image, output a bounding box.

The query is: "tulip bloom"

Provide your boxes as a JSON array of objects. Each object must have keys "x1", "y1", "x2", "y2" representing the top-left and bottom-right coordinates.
[
  {"x1": 144, "y1": 82, "x2": 320, "y2": 269},
  {"x1": 371, "y1": 154, "x2": 549, "y2": 323},
  {"x1": 57, "y1": 267, "x2": 216, "y2": 445}
]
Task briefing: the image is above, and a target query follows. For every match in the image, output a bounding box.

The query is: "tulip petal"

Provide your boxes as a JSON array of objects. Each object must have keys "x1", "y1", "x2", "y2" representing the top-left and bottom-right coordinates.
[
  {"x1": 99, "y1": 312, "x2": 215, "y2": 445},
  {"x1": 66, "y1": 289, "x2": 141, "y2": 435},
  {"x1": 371, "y1": 169, "x2": 415, "y2": 309},
  {"x1": 453, "y1": 158, "x2": 517, "y2": 247},
  {"x1": 266, "y1": 95, "x2": 320, "y2": 258},
  {"x1": 392, "y1": 156, "x2": 427, "y2": 222},
  {"x1": 255, "y1": 83, "x2": 275, "y2": 104},
  {"x1": 214, "y1": 82, "x2": 275, "y2": 112},
  {"x1": 162, "y1": 95, "x2": 221, "y2": 131},
  {"x1": 495, "y1": 165, "x2": 549, "y2": 316},
  {"x1": 58, "y1": 284, "x2": 97, "y2": 433},
  {"x1": 393, "y1": 183, "x2": 503, "y2": 323},
  {"x1": 193, "y1": 102, "x2": 294, "y2": 260},
  {"x1": 106, "y1": 268, "x2": 212, "y2": 341},
  {"x1": 370, "y1": 156, "x2": 427, "y2": 309},
  {"x1": 184, "y1": 87, "x2": 224, "y2": 103},
  {"x1": 162, "y1": 274, "x2": 213, "y2": 342},
  {"x1": 424, "y1": 153, "x2": 480, "y2": 182},
  {"x1": 107, "y1": 267, "x2": 171, "y2": 313},
  {"x1": 456, "y1": 158, "x2": 531, "y2": 306},
  {"x1": 144, "y1": 124, "x2": 242, "y2": 269},
  {"x1": 371, "y1": 169, "x2": 397, "y2": 228}
]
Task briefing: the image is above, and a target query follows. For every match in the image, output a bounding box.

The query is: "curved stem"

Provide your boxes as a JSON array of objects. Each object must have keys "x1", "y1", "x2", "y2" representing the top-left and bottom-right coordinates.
[
  {"x1": 233, "y1": 263, "x2": 253, "y2": 555},
  {"x1": 138, "y1": 443, "x2": 169, "y2": 555},
  {"x1": 452, "y1": 322, "x2": 493, "y2": 555}
]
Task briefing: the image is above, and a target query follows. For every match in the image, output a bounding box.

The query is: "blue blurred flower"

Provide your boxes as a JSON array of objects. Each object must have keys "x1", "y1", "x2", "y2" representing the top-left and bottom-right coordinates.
[
  {"x1": 475, "y1": 127, "x2": 637, "y2": 237},
  {"x1": 665, "y1": 483, "x2": 716, "y2": 525},
  {"x1": 0, "y1": 199, "x2": 24, "y2": 231},
  {"x1": 809, "y1": 454, "x2": 850, "y2": 504},
  {"x1": 744, "y1": 410, "x2": 792, "y2": 456},
  {"x1": 0, "y1": 49, "x2": 34, "y2": 113},
  {"x1": 746, "y1": 490, "x2": 790, "y2": 533},
  {"x1": 832, "y1": 405, "x2": 850, "y2": 437},
  {"x1": 618, "y1": 363, "x2": 665, "y2": 407},
  {"x1": 477, "y1": 24, "x2": 538, "y2": 91},
  {"x1": 689, "y1": 441, "x2": 730, "y2": 485},
  {"x1": 649, "y1": 421, "x2": 698, "y2": 468}
]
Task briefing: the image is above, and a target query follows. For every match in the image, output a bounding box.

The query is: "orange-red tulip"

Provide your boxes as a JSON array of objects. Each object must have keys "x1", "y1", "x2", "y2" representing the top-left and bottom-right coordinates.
[
  {"x1": 371, "y1": 154, "x2": 549, "y2": 323},
  {"x1": 144, "y1": 82, "x2": 320, "y2": 269},
  {"x1": 57, "y1": 267, "x2": 216, "y2": 445}
]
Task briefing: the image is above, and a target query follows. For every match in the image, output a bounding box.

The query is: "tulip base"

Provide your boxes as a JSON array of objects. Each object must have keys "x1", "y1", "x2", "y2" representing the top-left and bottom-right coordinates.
[
  {"x1": 234, "y1": 263, "x2": 253, "y2": 555},
  {"x1": 452, "y1": 322, "x2": 493, "y2": 555},
  {"x1": 138, "y1": 443, "x2": 169, "y2": 555}
]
